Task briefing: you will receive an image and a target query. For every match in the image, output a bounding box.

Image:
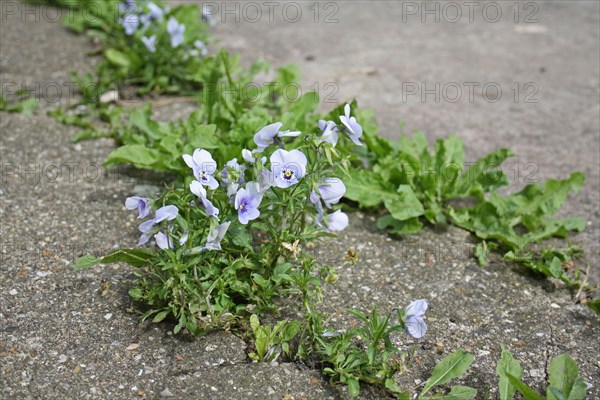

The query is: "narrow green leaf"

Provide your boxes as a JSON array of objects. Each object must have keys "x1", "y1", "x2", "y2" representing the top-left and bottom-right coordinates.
[
  {"x1": 446, "y1": 385, "x2": 478, "y2": 399},
  {"x1": 105, "y1": 49, "x2": 130, "y2": 68},
  {"x1": 152, "y1": 310, "x2": 169, "y2": 323},
  {"x1": 496, "y1": 346, "x2": 523, "y2": 400},
  {"x1": 73, "y1": 255, "x2": 100, "y2": 269},
  {"x1": 249, "y1": 314, "x2": 260, "y2": 335},
  {"x1": 474, "y1": 242, "x2": 489, "y2": 267},
  {"x1": 99, "y1": 249, "x2": 155, "y2": 267},
  {"x1": 428, "y1": 385, "x2": 478, "y2": 399},
  {"x1": 384, "y1": 378, "x2": 407, "y2": 396},
  {"x1": 420, "y1": 350, "x2": 474, "y2": 397},
  {"x1": 548, "y1": 388, "x2": 568, "y2": 400},
  {"x1": 506, "y1": 374, "x2": 544, "y2": 400}
]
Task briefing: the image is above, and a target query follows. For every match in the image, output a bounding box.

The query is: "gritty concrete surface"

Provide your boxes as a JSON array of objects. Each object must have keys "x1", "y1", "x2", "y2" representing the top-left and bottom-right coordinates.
[{"x1": 1, "y1": 1, "x2": 599, "y2": 399}]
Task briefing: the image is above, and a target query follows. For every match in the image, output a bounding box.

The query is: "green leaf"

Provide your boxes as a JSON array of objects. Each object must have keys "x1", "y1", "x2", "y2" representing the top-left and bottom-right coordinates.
[
  {"x1": 347, "y1": 378, "x2": 360, "y2": 398},
  {"x1": 284, "y1": 91, "x2": 319, "y2": 125},
  {"x1": 428, "y1": 385, "x2": 478, "y2": 399},
  {"x1": 128, "y1": 287, "x2": 143, "y2": 301},
  {"x1": 157, "y1": 135, "x2": 182, "y2": 158},
  {"x1": 187, "y1": 124, "x2": 219, "y2": 149},
  {"x1": 105, "y1": 49, "x2": 131, "y2": 68},
  {"x1": 452, "y1": 149, "x2": 514, "y2": 199},
  {"x1": 474, "y1": 242, "x2": 489, "y2": 267},
  {"x1": 71, "y1": 129, "x2": 110, "y2": 142},
  {"x1": 398, "y1": 131, "x2": 429, "y2": 157},
  {"x1": 345, "y1": 170, "x2": 395, "y2": 208},
  {"x1": 420, "y1": 350, "x2": 474, "y2": 397},
  {"x1": 6, "y1": 97, "x2": 38, "y2": 115},
  {"x1": 249, "y1": 314, "x2": 260, "y2": 335},
  {"x1": 376, "y1": 215, "x2": 423, "y2": 235},
  {"x1": 496, "y1": 346, "x2": 523, "y2": 400},
  {"x1": 99, "y1": 249, "x2": 155, "y2": 267},
  {"x1": 506, "y1": 374, "x2": 544, "y2": 400},
  {"x1": 549, "y1": 388, "x2": 568, "y2": 400},
  {"x1": 446, "y1": 385, "x2": 477, "y2": 399},
  {"x1": 280, "y1": 321, "x2": 301, "y2": 342},
  {"x1": 275, "y1": 63, "x2": 300, "y2": 88},
  {"x1": 384, "y1": 378, "x2": 407, "y2": 397},
  {"x1": 152, "y1": 310, "x2": 169, "y2": 323},
  {"x1": 450, "y1": 172, "x2": 586, "y2": 253},
  {"x1": 104, "y1": 144, "x2": 163, "y2": 169},
  {"x1": 587, "y1": 299, "x2": 600, "y2": 315},
  {"x1": 73, "y1": 255, "x2": 100, "y2": 269},
  {"x1": 129, "y1": 105, "x2": 162, "y2": 140},
  {"x1": 383, "y1": 185, "x2": 425, "y2": 221},
  {"x1": 547, "y1": 354, "x2": 587, "y2": 400}
]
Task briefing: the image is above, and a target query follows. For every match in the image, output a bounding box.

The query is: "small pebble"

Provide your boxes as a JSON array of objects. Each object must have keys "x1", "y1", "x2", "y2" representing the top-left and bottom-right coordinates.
[
  {"x1": 9, "y1": 289, "x2": 17, "y2": 295},
  {"x1": 104, "y1": 313, "x2": 113, "y2": 320},
  {"x1": 160, "y1": 388, "x2": 174, "y2": 397}
]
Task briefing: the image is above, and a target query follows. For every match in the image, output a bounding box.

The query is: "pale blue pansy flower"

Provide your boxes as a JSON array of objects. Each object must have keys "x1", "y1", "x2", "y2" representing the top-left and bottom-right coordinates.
[
  {"x1": 119, "y1": 0, "x2": 139, "y2": 35},
  {"x1": 154, "y1": 232, "x2": 173, "y2": 250},
  {"x1": 141, "y1": 1, "x2": 164, "y2": 26},
  {"x1": 221, "y1": 158, "x2": 245, "y2": 198},
  {"x1": 188, "y1": 40, "x2": 208, "y2": 59},
  {"x1": 202, "y1": 221, "x2": 231, "y2": 251},
  {"x1": 183, "y1": 149, "x2": 219, "y2": 190},
  {"x1": 125, "y1": 196, "x2": 151, "y2": 218},
  {"x1": 317, "y1": 119, "x2": 330, "y2": 131},
  {"x1": 194, "y1": 40, "x2": 208, "y2": 57},
  {"x1": 119, "y1": 0, "x2": 136, "y2": 13},
  {"x1": 270, "y1": 149, "x2": 307, "y2": 188},
  {"x1": 138, "y1": 205, "x2": 178, "y2": 244},
  {"x1": 167, "y1": 16, "x2": 185, "y2": 48},
  {"x1": 253, "y1": 122, "x2": 301, "y2": 150},
  {"x1": 179, "y1": 230, "x2": 189, "y2": 246},
  {"x1": 256, "y1": 169, "x2": 273, "y2": 194},
  {"x1": 318, "y1": 120, "x2": 340, "y2": 146},
  {"x1": 235, "y1": 182, "x2": 263, "y2": 224},
  {"x1": 339, "y1": 104, "x2": 363, "y2": 146},
  {"x1": 242, "y1": 149, "x2": 266, "y2": 165},
  {"x1": 325, "y1": 210, "x2": 349, "y2": 232},
  {"x1": 141, "y1": 35, "x2": 157, "y2": 53},
  {"x1": 313, "y1": 204, "x2": 348, "y2": 232},
  {"x1": 190, "y1": 180, "x2": 219, "y2": 218},
  {"x1": 242, "y1": 149, "x2": 255, "y2": 163},
  {"x1": 401, "y1": 299, "x2": 428, "y2": 339},
  {"x1": 154, "y1": 205, "x2": 178, "y2": 222},
  {"x1": 312, "y1": 178, "x2": 346, "y2": 208},
  {"x1": 121, "y1": 15, "x2": 139, "y2": 35},
  {"x1": 309, "y1": 190, "x2": 322, "y2": 209}
]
